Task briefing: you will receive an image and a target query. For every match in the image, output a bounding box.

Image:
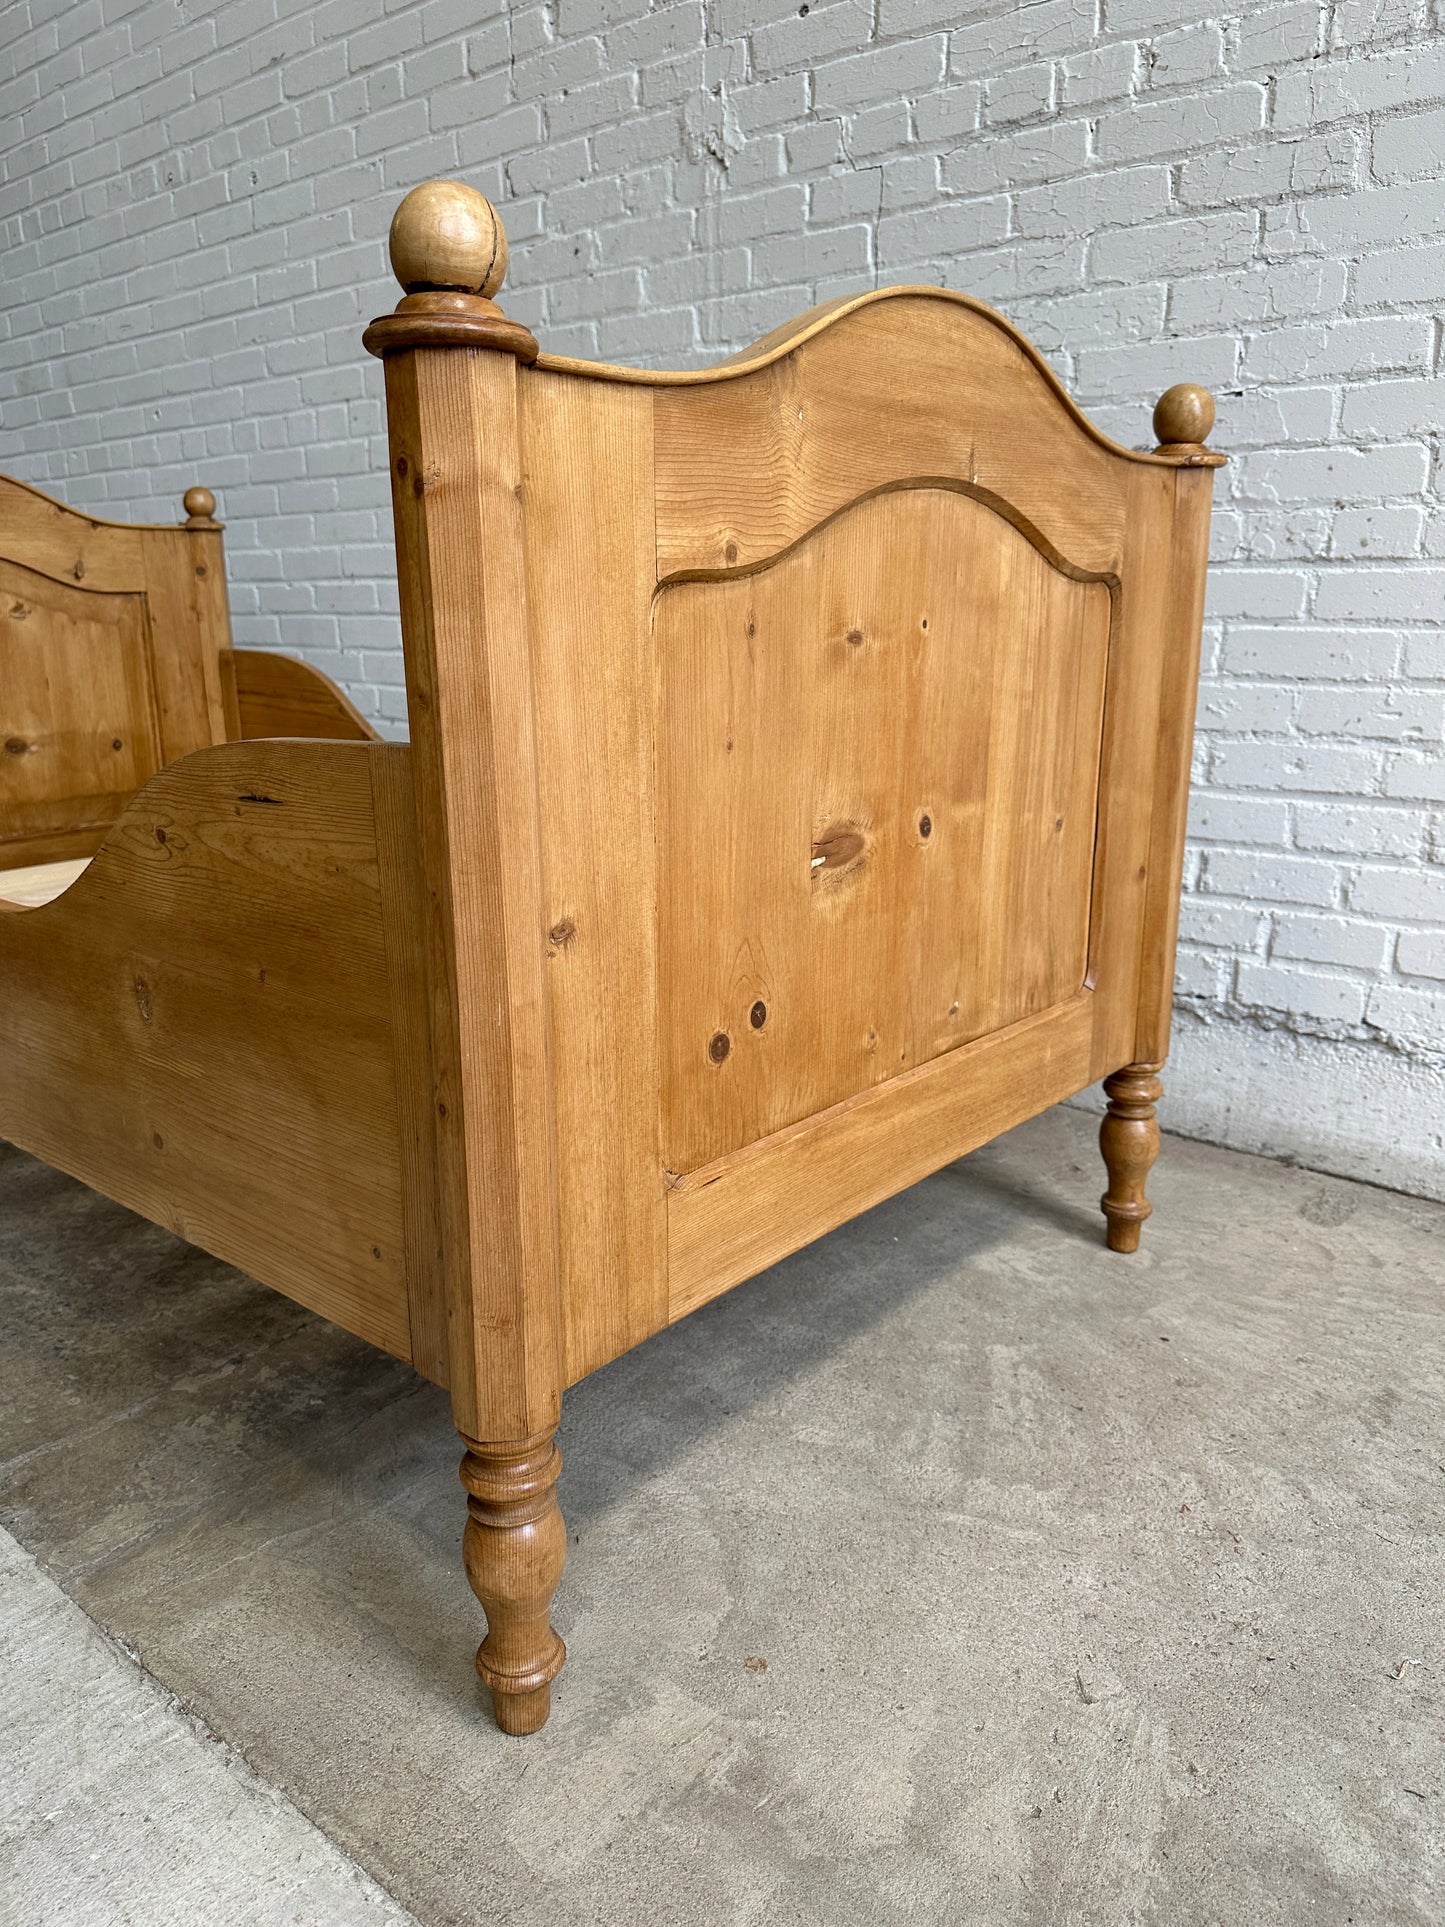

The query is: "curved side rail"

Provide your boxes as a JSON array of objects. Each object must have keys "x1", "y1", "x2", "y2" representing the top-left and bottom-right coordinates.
[{"x1": 0, "y1": 736, "x2": 442, "y2": 1378}]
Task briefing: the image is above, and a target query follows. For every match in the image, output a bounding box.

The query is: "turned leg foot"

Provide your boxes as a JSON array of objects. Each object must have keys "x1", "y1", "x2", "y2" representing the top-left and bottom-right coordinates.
[
  {"x1": 460, "y1": 1429, "x2": 566, "y2": 1735},
  {"x1": 1099, "y1": 1062, "x2": 1163, "y2": 1253}
]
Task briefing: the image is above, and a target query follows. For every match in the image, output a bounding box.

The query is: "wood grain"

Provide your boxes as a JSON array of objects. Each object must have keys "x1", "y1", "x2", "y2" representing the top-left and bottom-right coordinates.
[
  {"x1": 667, "y1": 992, "x2": 1097, "y2": 1319},
  {"x1": 519, "y1": 370, "x2": 668, "y2": 1385},
  {"x1": 1, "y1": 475, "x2": 235, "y2": 867},
  {"x1": 657, "y1": 485, "x2": 1111, "y2": 1173},
  {"x1": 225, "y1": 647, "x2": 379, "y2": 743},
  {"x1": 0, "y1": 555, "x2": 165, "y2": 866},
  {"x1": 380, "y1": 347, "x2": 563, "y2": 1442},
  {"x1": 652, "y1": 295, "x2": 1130, "y2": 580},
  {"x1": 0, "y1": 739, "x2": 419, "y2": 1363}
]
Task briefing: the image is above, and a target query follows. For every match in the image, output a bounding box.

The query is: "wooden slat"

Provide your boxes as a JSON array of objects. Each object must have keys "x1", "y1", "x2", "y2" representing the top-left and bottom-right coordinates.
[
  {"x1": 0, "y1": 857, "x2": 90, "y2": 907},
  {"x1": 666, "y1": 992, "x2": 1096, "y2": 1319},
  {"x1": 0, "y1": 739, "x2": 417, "y2": 1362},
  {"x1": 519, "y1": 371, "x2": 669, "y2": 1386}
]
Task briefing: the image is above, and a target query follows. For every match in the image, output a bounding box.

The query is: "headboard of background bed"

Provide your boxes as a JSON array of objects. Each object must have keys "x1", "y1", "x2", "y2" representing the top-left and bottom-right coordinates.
[
  {"x1": 0, "y1": 478, "x2": 234, "y2": 869},
  {"x1": 0, "y1": 476, "x2": 379, "y2": 875}
]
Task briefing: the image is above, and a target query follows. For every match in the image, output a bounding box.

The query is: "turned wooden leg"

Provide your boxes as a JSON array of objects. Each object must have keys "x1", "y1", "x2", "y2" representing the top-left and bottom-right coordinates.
[
  {"x1": 1099, "y1": 1062, "x2": 1164, "y2": 1253},
  {"x1": 460, "y1": 1429, "x2": 566, "y2": 1735}
]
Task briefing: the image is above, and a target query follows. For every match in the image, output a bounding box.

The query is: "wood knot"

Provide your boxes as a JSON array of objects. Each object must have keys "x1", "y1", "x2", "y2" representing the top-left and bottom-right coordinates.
[
  {"x1": 548, "y1": 918, "x2": 576, "y2": 952},
  {"x1": 4, "y1": 737, "x2": 29, "y2": 756},
  {"x1": 811, "y1": 823, "x2": 866, "y2": 880},
  {"x1": 749, "y1": 1000, "x2": 767, "y2": 1029},
  {"x1": 918, "y1": 813, "x2": 932, "y2": 839},
  {"x1": 134, "y1": 977, "x2": 153, "y2": 1023},
  {"x1": 708, "y1": 1030, "x2": 731, "y2": 1064},
  {"x1": 845, "y1": 628, "x2": 864, "y2": 648}
]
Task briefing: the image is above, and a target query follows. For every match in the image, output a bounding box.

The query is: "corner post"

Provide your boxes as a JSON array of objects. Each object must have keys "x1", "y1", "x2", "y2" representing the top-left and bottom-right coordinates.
[
  {"x1": 1100, "y1": 383, "x2": 1222, "y2": 1253},
  {"x1": 365, "y1": 181, "x2": 566, "y2": 1732}
]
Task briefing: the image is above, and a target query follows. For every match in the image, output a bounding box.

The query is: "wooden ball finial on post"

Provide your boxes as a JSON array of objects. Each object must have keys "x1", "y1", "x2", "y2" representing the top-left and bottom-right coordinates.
[
  {"x1": 389, "y1": 180, "x2": 509, "y2": 298},
  {"x1": 181, "y1": 486, "x2": 219, "y2": 529},
  {"x1": 1152, "y1": 383, "x2": 1218, "y2": 461},
  {"x1": 363, "y1": 180, "x2": 538, "y2": 362}
]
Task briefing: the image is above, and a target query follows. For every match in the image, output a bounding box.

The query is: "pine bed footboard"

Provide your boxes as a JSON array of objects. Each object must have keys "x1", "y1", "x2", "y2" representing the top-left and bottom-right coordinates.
[
  {"x1": 359, "y1": 183, "x2": 1222, "y2": 1733},
  {"x1": 1, "y1": 180, "x2": 1222, "y2": 1737}
]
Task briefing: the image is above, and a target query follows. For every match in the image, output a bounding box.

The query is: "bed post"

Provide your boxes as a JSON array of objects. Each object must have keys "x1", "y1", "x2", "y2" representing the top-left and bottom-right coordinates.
[
  {"x1": 364, "y1": 183, "x2": 567, "y2": 1734},
  {"x1": 1100, "y1": 382, "x2": 1219, "y2": 1254}
]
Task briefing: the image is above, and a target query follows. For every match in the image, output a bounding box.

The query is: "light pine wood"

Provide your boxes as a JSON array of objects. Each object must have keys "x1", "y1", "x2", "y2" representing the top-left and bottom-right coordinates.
[
  {"x1": 0, "y1": 739, "x2": 427, "y2": 1364},
  {"x1": 375, "y1": 345, "x2": 564, "y2": 1448},
  {"x1": 1100, "y1": 1063, "x2": 1164, "y2": 1253},
  {"x1": 0, "y1": 476, "x2": 385, "y2": 870},
  {"x1": 669, "y1": 992, "x2": 1096, "y2": 1319},
  {"x1": 0, "y1": 554, "x2": 166, "y2": 866},
  {"x1": 388, "y1": 178, "x2": 508, "y2": 297},
  {"x1": 649, "y1": 293, "x2": 1131, "y2": 582},
  {"x1": 518, "y1": 374, "x2": 668, "y2": 1386},
  {"x1": 357, "y1": 180, "x2": 1222, "y2": 1731},
  {"x1": 2, "y1": 181, "x2": 1220, "y2": 1739},
  {"x1": 658, "y1": 486, "x2": 1110, "y2": 1173},
  {"x1": 460, "y1": 1429, "x2": 567, "y2": 1735},
  {"x1": 223, "y1": 647, "x2": 380, "y2": 743}
]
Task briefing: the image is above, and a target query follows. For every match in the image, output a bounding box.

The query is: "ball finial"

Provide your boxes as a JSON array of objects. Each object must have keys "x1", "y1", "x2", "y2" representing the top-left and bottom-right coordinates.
[
  {"x1": 182, "y1": 486, "x2": 216, "y2": 525},
  {"x1": 388, "y1": 180, "x2": 508, "y2": 298},
  {"x1": 1153, "y1": 382, "x2": 1215, "y2": 447}
]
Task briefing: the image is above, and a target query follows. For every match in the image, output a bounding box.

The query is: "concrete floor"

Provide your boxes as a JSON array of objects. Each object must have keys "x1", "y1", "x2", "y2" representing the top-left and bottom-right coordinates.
[
  {"x1": 0, "y1": 1107, "x2": 1441, "y2": 1925},
  {"x1": 0, "y1": 1528, "x2": 416, "y2": 1926}
]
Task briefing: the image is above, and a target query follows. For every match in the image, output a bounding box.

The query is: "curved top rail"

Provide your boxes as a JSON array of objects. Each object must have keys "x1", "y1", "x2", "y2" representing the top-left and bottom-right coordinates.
[
  {"x1": 534, "y1": 285, "x2": 1223, "y2": 469},
  {"x1": 0, "y1": 470, "x2": 215, "y2": 533},
  {"x1": 369, "y1": 182, "x2": 1224, "y2": 470}
]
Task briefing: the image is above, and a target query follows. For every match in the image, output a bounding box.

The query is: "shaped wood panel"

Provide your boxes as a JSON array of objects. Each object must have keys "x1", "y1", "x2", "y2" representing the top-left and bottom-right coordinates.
[
  {"x1": 0, "y1": 555, "x2": 163, "y2": 859},
  {"x1": 658, "y1": 485, "x2": 1112, "y2": 1174}
]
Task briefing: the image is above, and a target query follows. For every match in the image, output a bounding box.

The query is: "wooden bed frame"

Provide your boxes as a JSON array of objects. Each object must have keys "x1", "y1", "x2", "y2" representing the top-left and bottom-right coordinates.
[
  {"x1": 0, "y1": 182, "x2": 1222, "y2": 1736},
  {"x1": 0, "y1": 472, "x2": 375, "y2": 895}
]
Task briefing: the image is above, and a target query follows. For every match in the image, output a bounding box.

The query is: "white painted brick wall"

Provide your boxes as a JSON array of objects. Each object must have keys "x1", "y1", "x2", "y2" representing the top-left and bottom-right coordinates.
[{"x1": 2, "y1": 0, "x2": 1443, "y2": 1195}]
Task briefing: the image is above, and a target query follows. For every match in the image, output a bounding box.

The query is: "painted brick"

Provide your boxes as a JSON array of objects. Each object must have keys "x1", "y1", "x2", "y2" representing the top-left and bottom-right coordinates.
[
  {"x1": 1272, "y1": 912, "x2": 1391, "y2": 970},
  {"x1": 1243, "y1": 316, "x2": 1433, "y2": 386},
  {"x1": 1366, "y1": 981, "x2": 1445, "y2": 1050},
  {"x1": 1211, "y1": 738, "x2": 1382, "y2": 796},
  {"x1": 1294, "y1": 803, "x2": 1426, "y2": 859},
  {"x1": 1236, "y1": 960, "x2": 1369, "y2": 1023},
  {"x1": 1202, "y1": 851, "x2": 1341, "y2": 908},
  {"x1": 1187, "y1": 790, "x2": 1292, "y2": 845},
  {"x1": 812, "y1": 37, "x2": 946, "y2": 113},
  {"x1": 1354, "y1": 238, "x2": 1445, "y2": 309},
  {"x1": 1221, "y1": 626, "x2": 1399, "y2": 681},
  {"x1": 1178, "y1": 131, "x2": 1360, "y2": 212},
  {"x1": 1095, "y1": 83, "x2": 1265, "y2": 165},
  {"x1": 1234, "y1": 443, "x2": 1430, "y2": 503},
  {"x1": 1397, "y1": 928, "x2": 1445, "y2": 981},
  {"x1": 1313, "y1": 566, "x2": 1445, "y2": 624}
]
